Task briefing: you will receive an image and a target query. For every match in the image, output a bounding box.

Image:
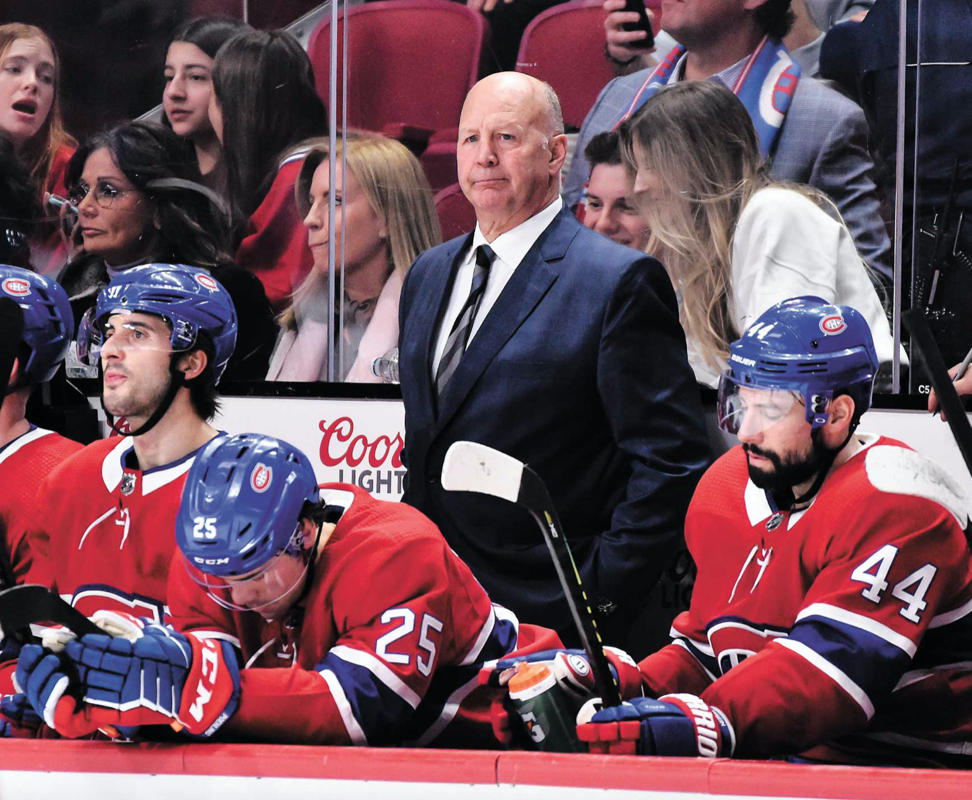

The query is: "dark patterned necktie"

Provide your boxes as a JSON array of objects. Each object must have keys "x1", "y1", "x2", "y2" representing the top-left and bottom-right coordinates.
[{"x1": 435, "y1": 244, "x2": 494, "y2": 396}]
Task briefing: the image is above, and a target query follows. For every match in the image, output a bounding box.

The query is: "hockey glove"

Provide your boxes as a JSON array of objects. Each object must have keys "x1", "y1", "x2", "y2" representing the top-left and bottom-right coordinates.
[
  {"x1": 64, "y1": 622, "x2": 240, "y2": 739},
  {"x1": 576, "y1": 693, "x2": 735, "y2": 757},
  {"x1": 0, "y1": 692, "x2": 42, "y2": 738}
]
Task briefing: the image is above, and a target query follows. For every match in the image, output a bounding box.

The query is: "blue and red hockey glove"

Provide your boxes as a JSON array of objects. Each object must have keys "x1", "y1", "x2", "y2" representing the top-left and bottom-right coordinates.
[
  {"x1": 14, "y1": 618, "x2": 240, "y2": 740},
  {"x1": 576, "y1": 693, "x2": 735, "y2": 757},
  {"x1": 478, "y1": 647, "x2": 644, "y2": 747}
]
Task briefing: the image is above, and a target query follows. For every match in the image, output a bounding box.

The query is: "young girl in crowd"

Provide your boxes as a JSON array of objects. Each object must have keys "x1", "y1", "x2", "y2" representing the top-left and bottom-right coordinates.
[
  {"x1": 60, "y1": 121, "x2": 276, "y2": 379},
  {"x1": 268, "y1": 135, "x2": 441, "y2": 382},
  {"x1": 622, "y1": 81, "x2": 896, "y2": 388},
  {"x1": 162, "y1": 16, "x2": 249, "y2": 197},
  {"x1": 210, "y1": 29, "x2": 328, "y2": 313},
  {"x1": 0, "y1": 23, "x2": 75, "y2": 273}
]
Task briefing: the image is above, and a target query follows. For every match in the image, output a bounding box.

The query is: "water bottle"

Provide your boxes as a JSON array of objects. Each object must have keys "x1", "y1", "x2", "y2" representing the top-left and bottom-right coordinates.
[
  {"x1": 371, "y1": 347, "x2": 400, "y2": 384},
  {"x1": 507, "y1": 662, "x2": 587, "y2": 753}
]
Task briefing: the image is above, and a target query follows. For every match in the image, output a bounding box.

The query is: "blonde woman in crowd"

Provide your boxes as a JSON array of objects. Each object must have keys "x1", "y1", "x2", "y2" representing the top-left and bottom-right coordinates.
[
  {"x1": 622, "y1": 80, "x2": 895, "y2": 388},
  {"x1": 268, "y1": 135, "x2": 442, "y2": 382}
]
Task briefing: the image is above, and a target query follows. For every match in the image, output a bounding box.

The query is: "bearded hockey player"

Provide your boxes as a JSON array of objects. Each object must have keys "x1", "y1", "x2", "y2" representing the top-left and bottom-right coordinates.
[
  {"x1": 13, "y1": 433, "x2": 565, "y2": 745},
  {"x1": 502, "y1": 297, "x2": 972, "y2": 767},
  {"x1": 0, "y1": 267, "x2": 82, "y2": 589},
  {"x1": 22, "y1": 264, "x2": 236, "y2": 621}
]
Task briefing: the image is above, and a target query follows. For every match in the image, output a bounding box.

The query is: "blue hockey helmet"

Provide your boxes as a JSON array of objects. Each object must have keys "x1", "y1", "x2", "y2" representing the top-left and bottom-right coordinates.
[
  {"x1": 718, "y1": 296, "x2": 879, "y2": 433},
  {"x1": 77, "y1": 264, "x2": 237, "y2": 384},
  {"x1": 176, "y1": 433, "x2": 321, "y2": 585},
  {"x1": 0, "y1": 266, "x2": 73, "y2": 384}
]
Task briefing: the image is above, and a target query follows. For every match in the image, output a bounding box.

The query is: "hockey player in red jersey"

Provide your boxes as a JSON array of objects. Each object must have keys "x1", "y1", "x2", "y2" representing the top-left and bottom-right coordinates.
[
  {"x1": 0, "y1": 267, "x2": 82, "y2": 589},
  {"x1": 22, "y1": 264, "x2": 237, "y2": 621},
  {"x1": 499, "y1": 298, "x2": 972, "y2": 767},
  {"x1": 13, "y1": 433, "x2": 564, "y2": 744}
]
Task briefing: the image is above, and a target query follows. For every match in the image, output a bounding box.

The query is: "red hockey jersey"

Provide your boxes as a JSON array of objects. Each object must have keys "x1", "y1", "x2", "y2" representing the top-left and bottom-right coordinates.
[
  {"x1": 26, "y1": 436, "x2": 204, "y2": 622},
  {"x1": 0, "y1": 426, "x2": 82, "y2": 583},
  {"x1": 639, "y1": 435, "x2": 972, "y2": 765},
  {"x1": 169, "y1": 483, "x2": 563, "y2": 747},
  {"x1": 235, "y1": 149, "x2": 314, "y2": 315}
]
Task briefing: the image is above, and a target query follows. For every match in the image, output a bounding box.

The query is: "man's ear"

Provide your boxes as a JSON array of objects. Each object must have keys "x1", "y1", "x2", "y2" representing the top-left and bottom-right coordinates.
[
  {"x1": 176, "y1": 348, "x2": 209, "y2": 381},
  {"x1": 8, "y1": 356, "x2": 19, "y2": 387},
  {"x1": 298, "y1": 517, "x2": 317, "y2": 550},
  {"x1": 549, "y1": 133, "x2": 568, "y2": 175},
  {"x1": 742, "y1": 0, "x2": 770, "y2": 11},
  {"x1": 822, "y1": 394, "x2": 856, "y2": 446}
]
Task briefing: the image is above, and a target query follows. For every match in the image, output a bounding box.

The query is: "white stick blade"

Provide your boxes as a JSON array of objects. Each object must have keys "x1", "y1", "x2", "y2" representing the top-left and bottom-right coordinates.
[{"x1": 441, "y1": 441, "x2": 524, "y2": 502}]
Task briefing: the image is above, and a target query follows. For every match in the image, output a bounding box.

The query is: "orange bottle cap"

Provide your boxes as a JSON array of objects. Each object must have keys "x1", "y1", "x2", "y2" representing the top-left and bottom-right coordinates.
[{"x1": 508, "y1": 662, "x2": 553, "y2": 695}]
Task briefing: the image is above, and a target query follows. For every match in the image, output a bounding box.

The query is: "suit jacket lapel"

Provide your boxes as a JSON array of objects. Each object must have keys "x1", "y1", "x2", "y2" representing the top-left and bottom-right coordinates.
[{"x1": 433, "y1": 208, "x2": 576, "y2": 433}]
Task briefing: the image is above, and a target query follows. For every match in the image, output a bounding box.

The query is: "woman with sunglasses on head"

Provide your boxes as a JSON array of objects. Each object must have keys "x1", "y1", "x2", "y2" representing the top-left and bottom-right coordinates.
[
  {"x1": 210, "y1": 29, "x2": 328, "y2": 314},
  {"x1": 621, "y1": 81, "x2": 896, "y2": 390},
  {"x1": 59, "y1": 120, "x2": 276, "y2": 380},
  {"x1": 0, "y1": 23, "x2": 76, "y2": 274},
  {"x1": 162, "y1": 16, "x2": 250, "y2": 198}
]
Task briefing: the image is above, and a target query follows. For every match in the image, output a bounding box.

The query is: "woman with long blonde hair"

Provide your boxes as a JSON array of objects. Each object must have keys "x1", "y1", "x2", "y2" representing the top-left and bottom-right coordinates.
[
  {"x1": 622, "y1": 80, "x2": 894, "y2": 388},
  {"x1": 268, "y1": 134, "x2": 442, "y2": 382}
]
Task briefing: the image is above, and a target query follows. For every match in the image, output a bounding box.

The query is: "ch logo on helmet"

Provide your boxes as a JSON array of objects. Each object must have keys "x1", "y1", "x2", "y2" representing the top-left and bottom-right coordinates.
[
  {"x1": 819, "y1": 315, "x2": 846, "y2": 335},
  {"x1": 250, "y1": 463, "x2": 272, "y2": 493},
  {"x1": 1, "y1": 278, "x2": 30, "y2": 297},
  {"x1": 195, "y1": 274, "x2": 219, "y2": 292}
]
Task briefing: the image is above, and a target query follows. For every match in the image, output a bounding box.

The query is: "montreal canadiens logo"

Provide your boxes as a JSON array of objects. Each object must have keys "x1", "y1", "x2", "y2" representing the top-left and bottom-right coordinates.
[
  {"x1": 2, "y1": 278, "x2": 30, "y2": 297},
  {"x1": 195, "y1": 273, "x2": 219, "y2": 291},
  {"x1": 250, "y1": 463, "x2": 272, "y2": 493},
  {"x1": 819, "y1": 315, "x2": 846, "y2": 335}
]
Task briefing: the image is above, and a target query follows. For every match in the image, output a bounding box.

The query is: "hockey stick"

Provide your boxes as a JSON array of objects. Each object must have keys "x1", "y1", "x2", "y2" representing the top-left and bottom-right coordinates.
[
  {"x1": 441, "y1": 441, "x2": 623, "y2": 707},
  {"x1": 903, "y1": 309, "x2": 972, "y2": 478},
  {"x1": 0, "y1": 584, "x2": 101, "y2": 642}
]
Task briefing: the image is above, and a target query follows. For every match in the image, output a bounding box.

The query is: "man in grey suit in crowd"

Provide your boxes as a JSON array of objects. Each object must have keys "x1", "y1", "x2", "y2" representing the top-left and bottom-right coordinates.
[{"x1": 564, "y1": 0, "x2": 892, "y2": 284}]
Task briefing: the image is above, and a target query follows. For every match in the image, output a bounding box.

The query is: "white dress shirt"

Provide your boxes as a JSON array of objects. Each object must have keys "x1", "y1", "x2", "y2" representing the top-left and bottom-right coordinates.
[{"x1": 431, "y1": 196, "x2": 563, "y2": 376}]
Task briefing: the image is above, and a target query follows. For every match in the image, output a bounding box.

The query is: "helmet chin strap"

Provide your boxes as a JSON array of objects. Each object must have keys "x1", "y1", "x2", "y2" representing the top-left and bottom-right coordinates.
[{"x1": 102, "y1": 359, "x2": 187, "y2": 438}]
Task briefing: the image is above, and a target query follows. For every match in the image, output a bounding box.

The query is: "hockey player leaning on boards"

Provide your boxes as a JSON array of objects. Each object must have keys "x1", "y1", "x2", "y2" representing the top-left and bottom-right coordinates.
[
  {"x1": 0, "y1": 265, "x2": 237, "y2": 727},
  {"x1": 13, "y1": 433, "x2": 564, "y2": 745},
  {"x1": 487, "y1": 298, "x2": 972, "y2": 767},
  {"x1": 0, "y1": 268, "x2": 82, "y2": 592}
]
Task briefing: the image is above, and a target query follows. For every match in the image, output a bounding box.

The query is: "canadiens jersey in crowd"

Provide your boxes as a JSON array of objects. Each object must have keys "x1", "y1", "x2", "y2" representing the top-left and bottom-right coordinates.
[
  {"x1": 25, "y1": 436, "x2": 207, "y2": 622},
  {"x1": 0, "y1": 426, "x2": 82, "y2": 583},
  {"x1": 638, "y1": 435, "x2": 972, "y2": 766},
  {"x1": 169, "y1": 483, "x2": 563, "y2": 747}
]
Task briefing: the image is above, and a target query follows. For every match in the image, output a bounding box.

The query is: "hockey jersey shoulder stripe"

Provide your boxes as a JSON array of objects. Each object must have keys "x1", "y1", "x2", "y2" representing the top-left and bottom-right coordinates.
[
  {"x1": 777, "y1": 638, "x2": 876, "y2": 718},
  {"x1": 0, "y1": 426, "x2": 53, "y2": 466},
  {"x1": 864, "y1": 445, "x2": 969, "y2": 527},
  {"x1": 929, "y1": 593, "x2": 972, "y2": 629},
  {"x1": 328, "y1": 644, "x2": 422, "y2": 708},
  {"x1": 318, "y1": 668, "x2": 368, "y2": 745},
  {"x1": 142, "y1": 454, "x2": 195, "y2": 495},
  {"x1": 797, "y1": 602, "x2": 917, "y2": 656},
  {"x1": 706, "y1": 616, "x2": 790, "y2": 640}
]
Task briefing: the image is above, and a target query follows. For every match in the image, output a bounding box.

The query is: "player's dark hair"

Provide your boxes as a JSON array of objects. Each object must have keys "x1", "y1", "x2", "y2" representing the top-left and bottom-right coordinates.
[
  {"x1": 584, "y1": 130, "x2": 624, "y2": 169},
  {"x1": 176, "y1": 330, "x2": 220, "y2": 421},
  {"x1": 753, "y1": 0, "x2": 794, "y2": 39},
  {"x1": 162, "y1": 16, "x2": 252, "y2": 133},
  {"x1": 211, "y1": 30, "x2": 327, "y2": 243},
  {"x1": 64, "y1": 121, "x2": 235, "y2": 270}
]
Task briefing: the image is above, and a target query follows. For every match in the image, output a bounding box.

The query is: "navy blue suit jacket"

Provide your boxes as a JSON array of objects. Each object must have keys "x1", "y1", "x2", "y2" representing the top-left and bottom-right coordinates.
[{"x1": 398, "y1": 207, "x2": 710, "y2": 638}]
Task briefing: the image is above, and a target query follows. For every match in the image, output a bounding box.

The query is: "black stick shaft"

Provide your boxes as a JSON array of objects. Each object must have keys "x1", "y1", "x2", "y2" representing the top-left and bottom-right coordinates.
[
  {"x1": 903, "y1": 309, "x2": 972, "y2": 476},
  {"x1": 519, "y1": 467, "x2": 624, "y2": 707}
]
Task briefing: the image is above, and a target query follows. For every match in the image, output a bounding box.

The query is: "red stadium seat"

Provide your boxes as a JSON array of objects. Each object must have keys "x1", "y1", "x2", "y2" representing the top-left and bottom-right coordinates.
[
  {"x1": 434, "y1": 183, "x2": 478, "y2": 241},
  {"x1": 515, "y1": 0, "x2": 662, "y2": 130},
  {"x1": 420, "y1": 127, "x2": 461, "y2": 193},
  {"x1": 307, "y1": 2, "x2": 489, "y2": 148}
]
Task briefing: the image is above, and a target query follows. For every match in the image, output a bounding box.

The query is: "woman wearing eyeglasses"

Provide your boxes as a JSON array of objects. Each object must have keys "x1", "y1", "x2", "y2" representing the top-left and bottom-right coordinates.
[{"x1": 57, "y1": 120, "x2": 277, "y2": 380}]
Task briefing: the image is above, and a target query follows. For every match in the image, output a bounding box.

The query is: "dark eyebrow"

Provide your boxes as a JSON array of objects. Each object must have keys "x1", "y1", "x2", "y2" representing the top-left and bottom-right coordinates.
[{"x1": 165, "y1": 63, "x2": 210, "y2": 71}]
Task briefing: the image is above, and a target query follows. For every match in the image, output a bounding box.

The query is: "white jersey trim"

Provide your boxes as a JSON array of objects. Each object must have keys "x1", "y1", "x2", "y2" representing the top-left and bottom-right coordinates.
[
  {"x1": 894, "y1": 661, "x2": 972, "y2": 691},
  {"x1": 929, "y1": 593, "x2": 972, "y2": 629},
  {"x1": 707, "y1": 620, "x2": 789, "y2": 641},
  {"x1": 865, "y1": 731, "x2": 972, "y2": 755},
  {"x1": 671, "y1": 638, "x2": 718, "y2": 683},
  {"x1": 743, "y1": 479, "x2": 773, "y2": 527},
  {"x1": 671, "y1": 627, "x2": 714, "y2": 657},
  {"x1": 0, "y1": 426, "x2": 54, "y2": 467},
  {"x1": 797, "y1": 602, "x2": 917, "y2": 657},
  {"x1": 459, "y1": 605, "x2": 496, "y2": 666},
  {"x1": 777, "y1": 638, "x2": 875, "y2": 718},
  {"x1": 864, "y1": 445, "x2": 970, "y2": 528},
  {"x1": 329, "y1": 644, "x2": 421, "y2": 709},
  {"x1": 318, "y1": 668, "x2": 368, "y2": 745},
  {"x1": 101, "y1": 437, "x2": 135, "y2": 492},
  {"x1": 408, "y1": 670, "x2": 483, "y2": 748},
  {"x1": 143, "y1": 456, "x2": 195, "y2": 495},
  {"x1": 242, "y1": 637, "x2": 275, "y2": 668}
]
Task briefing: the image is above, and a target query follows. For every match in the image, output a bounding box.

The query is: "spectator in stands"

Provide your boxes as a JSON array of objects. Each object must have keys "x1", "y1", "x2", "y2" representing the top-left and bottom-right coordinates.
[
  {"x1": 0, "y1": 23, "x2": 75, "y2": 275},
  {"x1": 60, "y1": 121, "x2": 276, "y2": 380},
  {"x1": 210, "y1": 29, "x2": 328, "y2": 315},
  {"x1": 0, "y1": 131, "x2": 41, "y2": 269},
  {"x1": 162, "y1": 16, "x2": 250, "y2": 198},
  {"x1": 623, "y1": 81, "x2": 895, "y2": 388},
  {"x1": 581, "y1": 130, "x2": 649, "y2": 251},
  {"x1": 268, "y1": 135, "x2": 441, "y2": 382},
  {"x1": 565, "y1": 0, "x2": 893, "y2": 286}
]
